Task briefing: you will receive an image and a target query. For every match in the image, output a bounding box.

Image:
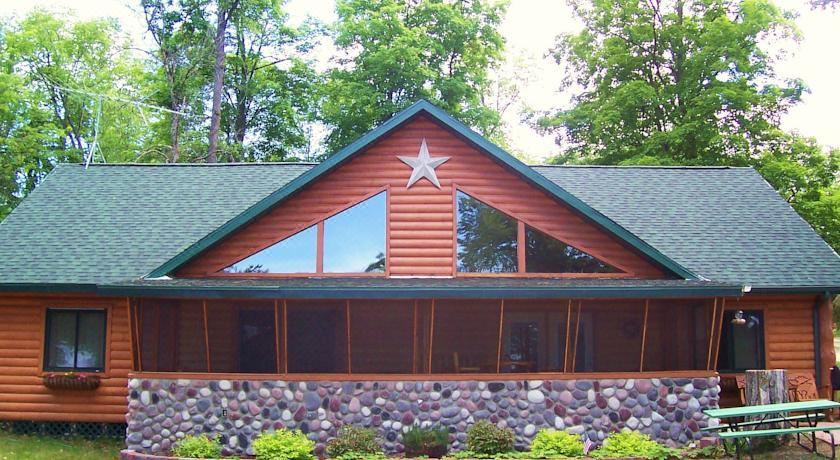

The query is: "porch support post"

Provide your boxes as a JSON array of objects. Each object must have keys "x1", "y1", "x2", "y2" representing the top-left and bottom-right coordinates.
[
  {"x1": 496, "y1": 300, "x2": 504, "y2": 373},
  {"x1": 706, "y1": 298, "x2": 718, "y2": 370},
  {"x1": 346, "y1": 300, "x2": 352, "y2": 373},
  {"x1": 816, "y1": 293, "x2": 836, "y2": 398},
  {"x1": 713, "y1": 298, "x2": 726, "y2": 368},
  {"x1": 563, "y1": 299, "x2": 571, "y2": 373},
  {"x1": 274, "y1": 300, "x2": 281, "y2": 373},
  {"x1": 202, "y1": 300, "x2": 211, "y2": 372},
  {"x1": 428, "y1": 299, "x2": 435, "y2": 373},
  {"x1": 639, "y1": 299, "x2": 649, "y2": 372}
]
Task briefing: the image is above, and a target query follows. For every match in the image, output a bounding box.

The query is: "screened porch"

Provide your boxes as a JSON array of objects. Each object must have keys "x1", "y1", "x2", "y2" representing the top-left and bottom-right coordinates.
[{"x1": 129, "y1": 297, "x2": 730, "y2": 378}]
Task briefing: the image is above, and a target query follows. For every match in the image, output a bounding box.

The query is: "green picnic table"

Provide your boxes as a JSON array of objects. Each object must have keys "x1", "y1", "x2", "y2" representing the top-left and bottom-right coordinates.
[{"x1": 704, "y1": 399, "x2": 840, "y2": 459}]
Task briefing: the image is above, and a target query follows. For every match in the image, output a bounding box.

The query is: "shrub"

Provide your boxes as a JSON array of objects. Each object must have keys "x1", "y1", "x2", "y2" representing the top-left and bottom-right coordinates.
[
  {"x1": 465, "y1": 420, "x2": 515, "y2": 455},
  {"x1": 326, "y1": 426, "x2": 382, "y2": 458},
  {"x1": 253, "y1": 429, "x2": 316, "y2": 460},
  {"x1": 529, "y1": 429, "x2": 584, "y2": 458},
  {"x1": 402, "y1": 425, "x2": 450, "y2": 458},
  {"x1": 171, "y1": 434, "x2": 222, "y2": 459},
  {"x1": 591, "y1": 431, "x2": 678, "y2": 460}
]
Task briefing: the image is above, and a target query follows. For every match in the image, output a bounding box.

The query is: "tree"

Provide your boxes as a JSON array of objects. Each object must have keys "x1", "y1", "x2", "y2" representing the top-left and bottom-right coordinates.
[
  {"x1": 321, "y1": 0, "x2": 508, "y2": 153},
  {"x1": 220, "y1": 0, "x2": 322, "y2": 161},
  {"x1": 0, "y1": 11, "x2": 147, "y2": 218},
  {"x1": 539, "y1": 0, "x2": 804, "y2": 166},
  {"x1": 142, "y1": 0, "x2": 213, "y2": 162},
  {"x1": 207, "y1": 0, "x2": 242, "y2": 162}
]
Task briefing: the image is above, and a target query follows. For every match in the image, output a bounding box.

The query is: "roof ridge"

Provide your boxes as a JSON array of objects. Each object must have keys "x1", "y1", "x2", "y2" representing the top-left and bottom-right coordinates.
[{"x1": 77, "y1": 162, "x2": 320, "y2": 167}]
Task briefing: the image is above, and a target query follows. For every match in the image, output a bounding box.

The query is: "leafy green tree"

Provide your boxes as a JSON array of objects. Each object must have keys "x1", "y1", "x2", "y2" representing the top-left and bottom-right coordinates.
[
  {"x1": 0, "y1": 11, "x2": 147, "y2": 218},
  {"x1": 220, "y1": 0, "x2": 322, "y2": 162},
  {"x1": 142, "y1": 0, "x2": 213, "y2": 162},
  {"x1": 539, "y1": 0, "x2": 804, "y2": 166},
  {"x1": 321, "y1": 0, "x2": 508, "y2": 153}
]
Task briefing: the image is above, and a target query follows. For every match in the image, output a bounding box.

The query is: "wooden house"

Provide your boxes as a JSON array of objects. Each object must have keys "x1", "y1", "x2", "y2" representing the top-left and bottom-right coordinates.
[{"x1": 0, "y1": 101, "x2": 837, "y2": 456}]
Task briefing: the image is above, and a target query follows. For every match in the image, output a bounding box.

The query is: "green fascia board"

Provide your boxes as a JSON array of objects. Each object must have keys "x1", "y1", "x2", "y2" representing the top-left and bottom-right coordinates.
[
  {"x1": 0, "y1": 283, "x2": 98, "y2": 294},
  {"x1": 147, "y1": 100, "x2": 698, "y2": 280},
  {"x1": 97, "y1": 284, "x2": 742, "y2": 300}
]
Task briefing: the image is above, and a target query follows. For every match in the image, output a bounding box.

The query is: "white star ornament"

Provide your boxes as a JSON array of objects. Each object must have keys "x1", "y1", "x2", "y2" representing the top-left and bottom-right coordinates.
[{"x1": 397, "y1": 138, "x2": 450, "y2": 189}]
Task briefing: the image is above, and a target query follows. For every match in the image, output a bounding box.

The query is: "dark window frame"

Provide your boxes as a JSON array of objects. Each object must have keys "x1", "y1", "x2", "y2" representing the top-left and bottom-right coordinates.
[{"x1": 43, "y1": 308, "x2": 107, "y2": 373}]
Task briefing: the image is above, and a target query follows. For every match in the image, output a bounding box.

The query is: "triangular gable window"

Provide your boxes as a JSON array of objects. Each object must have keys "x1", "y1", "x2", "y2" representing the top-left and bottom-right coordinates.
[
  {"x1": 456, "y1": 191, "x2": 518, "y2": 273},
  {"x1": 457, "y1": 190, "x2": 622, "y2": 275},
  {"x1": 525, "y1": 225, "x2": 619, "y2": 273},
  {"x1": 223, "y1": 226, "x2": 317, "y2": 274},
  {"x1": 221, "y1": 192, "x2": 386, "y2": 274}
]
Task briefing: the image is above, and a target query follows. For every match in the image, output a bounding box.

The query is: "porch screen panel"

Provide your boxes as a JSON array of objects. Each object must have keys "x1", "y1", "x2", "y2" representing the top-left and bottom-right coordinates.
[
  {"x1": 432, "y1": 300, "x2": 501, "y2": 373},
  {"x1": 138, "y1": 299, "x2": 207, "y2": 372},
  {"x1": 643, "y1": 300, "x2": 714, "y2": 371},
  {"x1": 572, "y1": 301, "x2": 644, "y2": 372},
  {"x1": 501, "y1": 300, "x2": 568, "y2": 373},
  {"x1": 287, "y1": 301, "x2": 348, "y2": 373},
  {"x1": 414, "y1": 300, "x2": 433, "y2": 373},
  {"x1": 350, "y1": 300, "x2": 413, "y2": 373},
  {"x1": 206, "y1": 300, "x2": 277, "y2": 373}
]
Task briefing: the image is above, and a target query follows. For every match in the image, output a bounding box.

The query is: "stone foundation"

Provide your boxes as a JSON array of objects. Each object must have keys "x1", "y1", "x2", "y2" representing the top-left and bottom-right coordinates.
[{"x1": 125, "y1": 376, "x2": 720, "y2": 457}]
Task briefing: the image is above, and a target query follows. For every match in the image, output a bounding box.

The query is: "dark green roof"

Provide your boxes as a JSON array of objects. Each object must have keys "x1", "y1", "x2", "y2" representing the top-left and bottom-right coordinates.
[{"x1": 0, "y1": 162, "x2": 836, "y2": 291}]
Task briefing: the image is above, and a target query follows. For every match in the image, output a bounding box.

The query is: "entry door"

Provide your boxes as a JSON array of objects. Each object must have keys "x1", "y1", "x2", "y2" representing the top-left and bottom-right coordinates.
[{"x1": 717, "y1": 310, "x2": 765, "y2": 372}]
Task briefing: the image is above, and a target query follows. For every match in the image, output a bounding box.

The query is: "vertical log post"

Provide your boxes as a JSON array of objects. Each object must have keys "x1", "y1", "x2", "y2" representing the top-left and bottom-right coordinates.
[
  {"x1": 818, "y1": 294, "x2": 836, "y2": 399},
  {"x1": 745, "y1": 369, "x2": 788, "y2": 427}
]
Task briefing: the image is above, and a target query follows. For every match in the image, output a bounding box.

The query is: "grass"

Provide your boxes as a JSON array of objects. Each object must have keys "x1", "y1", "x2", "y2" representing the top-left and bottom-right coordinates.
[{"x1": 0, "y1": 431, "x2": 123, "y2": 460}]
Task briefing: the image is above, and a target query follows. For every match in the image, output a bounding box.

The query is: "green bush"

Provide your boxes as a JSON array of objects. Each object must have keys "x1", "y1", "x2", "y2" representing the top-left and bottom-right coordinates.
[
  {"x1": 591, "y1": 431, "x2": 678, "y2": 460},
  {"x1": 465, "y1": 420, "x2": 515, "y2": 455},
  {"x1": 529, "y1": 429, "x2": 584, "y2": 458},
  {"x1": 326, "y1": 426, "x2": 382, "y2": 458},
  {"x1": 253, "y1": 429, "x2": 315, "y2": 460},
  {"x1": 402, "y1": 425, "x2": 450, "y2": 458},
  {"x1": 171, "y1": 434, "x2": 222, "y2": 459}
]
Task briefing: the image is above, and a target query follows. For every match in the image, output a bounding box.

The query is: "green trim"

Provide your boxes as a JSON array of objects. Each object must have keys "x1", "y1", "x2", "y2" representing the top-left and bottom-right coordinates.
[
  {"x1": 705, "y1": 400, "x2": 840, "y2": 418},
  {"x1": 0, "y1": 283, "x2": 98, "y2": 294},
  {"x1": 98, "y1": 283, "x2": 743, "y2": 300},
  {"x1": 147, "y1": 100, "x2": 698, "y2": 279}
]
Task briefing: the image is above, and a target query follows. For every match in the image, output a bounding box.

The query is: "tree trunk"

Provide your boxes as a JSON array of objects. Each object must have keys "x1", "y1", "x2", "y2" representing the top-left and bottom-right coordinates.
[
  {"x1": 170, "y1": 112, "x2": 181, "y2": 163},
  {"x1": 234, "y1": 96, "x2": 247, "y2": 144},
  {"x1": 207, "y1": 1, "x2": 238, "y2": 163},
  {"x1": 745, "y1": 369, "x2": 788, "y2": 428}
]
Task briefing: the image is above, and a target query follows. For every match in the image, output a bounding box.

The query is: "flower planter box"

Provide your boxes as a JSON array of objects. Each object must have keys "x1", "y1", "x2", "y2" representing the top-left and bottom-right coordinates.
[{"x1": 43, "y1": 373, "x2": 101, "y2": 391}]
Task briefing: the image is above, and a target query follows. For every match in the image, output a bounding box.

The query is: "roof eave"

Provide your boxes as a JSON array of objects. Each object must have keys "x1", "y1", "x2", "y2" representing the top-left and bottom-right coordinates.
[{"x1": 146, "y1": 100, "x2": 699, "y2": 280}]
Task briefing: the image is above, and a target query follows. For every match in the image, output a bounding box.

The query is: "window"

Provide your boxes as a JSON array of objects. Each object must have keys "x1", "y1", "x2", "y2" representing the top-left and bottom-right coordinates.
[
  {"x1": 717, "y1": 310, "x2": 765, "y2": 372},
  {"x1": 456, "y1": 192, "x2": 518, "y2": 273},
  {"x1": 223, "y1": 226, "x2": 317, "y2": 274},
  {"x1": 44, "y1": 309, "x2": 106, "y2": 372},
  {"x1": 221, "y1": 192, "x2": 386, "y2": 274},
  {"x1": 525, "y1": 226, "x2": 618, "y2": 273},
  {"x1": 324, "y1": 192, "x2": 386, "y2": 273}
]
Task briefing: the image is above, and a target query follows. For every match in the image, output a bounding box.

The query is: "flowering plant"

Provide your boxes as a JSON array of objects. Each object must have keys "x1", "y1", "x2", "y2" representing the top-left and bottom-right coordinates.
[{"x1": 42, "y1": 371, "x2": 101, "y2": 390}]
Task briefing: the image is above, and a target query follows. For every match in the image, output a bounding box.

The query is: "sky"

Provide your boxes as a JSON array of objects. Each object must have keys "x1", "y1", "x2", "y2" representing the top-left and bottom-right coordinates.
[{"x1": 1, "y1": 0, "x2": 837, "y2": 161}]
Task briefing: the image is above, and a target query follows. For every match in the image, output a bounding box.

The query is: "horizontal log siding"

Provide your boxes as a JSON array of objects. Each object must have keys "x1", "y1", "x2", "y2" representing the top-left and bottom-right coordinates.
[
  {"x1": 0, "y1": 294, "x2": 130, "y2": 423},
  {"x1": 727, "y1": 295, "x2": 817, "y2": 375},
  {"x1": 178, "y1": 116, "x2": 664, "y2": 277}
]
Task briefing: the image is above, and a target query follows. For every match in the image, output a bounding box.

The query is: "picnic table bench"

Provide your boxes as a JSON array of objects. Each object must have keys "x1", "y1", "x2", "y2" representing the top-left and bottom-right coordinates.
[{"x1": 704, "y1": 399, "x2": 840, "y2": 459}]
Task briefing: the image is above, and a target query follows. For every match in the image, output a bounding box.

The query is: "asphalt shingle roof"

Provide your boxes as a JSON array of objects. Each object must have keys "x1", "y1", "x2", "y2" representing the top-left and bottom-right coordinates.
[{"x1": 0, "y1": 163, "x2": 837, "y2": 290}]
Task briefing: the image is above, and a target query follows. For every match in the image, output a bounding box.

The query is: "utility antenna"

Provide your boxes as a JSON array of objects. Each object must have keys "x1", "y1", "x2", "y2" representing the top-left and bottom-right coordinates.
[{"x1": 50, "y1": 84, "x2": 188, "y2": 169}]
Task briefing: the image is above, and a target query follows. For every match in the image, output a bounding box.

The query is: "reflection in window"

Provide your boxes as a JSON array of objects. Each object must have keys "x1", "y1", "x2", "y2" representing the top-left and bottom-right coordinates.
[
  {"x1": 44, "y1": 309, "x2": 106, "y2": 371},
  {"x1": 525, "y1": 226, "x2": 618, "y2": 273},
  {"x1": 324, "y1": 192, "x2": 386, "y2": 273},
  {"x1": 456, "y1": 192, "x2": 517, "y2": 272},
  {"x1": 223, "y1": 226, "x2": 317, "y2": 273}
]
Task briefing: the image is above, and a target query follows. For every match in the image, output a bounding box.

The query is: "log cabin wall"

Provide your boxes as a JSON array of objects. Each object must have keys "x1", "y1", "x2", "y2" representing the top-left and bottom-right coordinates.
[
  {"x1": 0, "y1": 293, "x2": 131, "y2": 423},
  {"x1": 176, "y1": 115, "x2": 666, "y2": 278}
]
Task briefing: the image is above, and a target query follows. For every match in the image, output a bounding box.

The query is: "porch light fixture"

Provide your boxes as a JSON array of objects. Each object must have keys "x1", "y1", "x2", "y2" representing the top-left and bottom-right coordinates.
[{"x1": 731, "y1": 310, "x2": 747, "y2": 326}]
